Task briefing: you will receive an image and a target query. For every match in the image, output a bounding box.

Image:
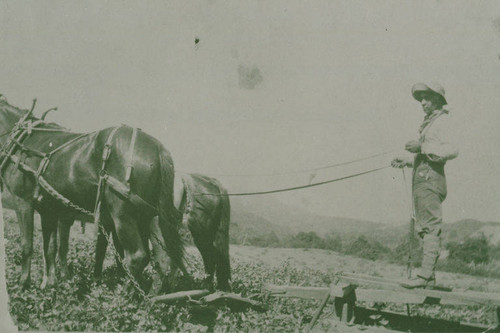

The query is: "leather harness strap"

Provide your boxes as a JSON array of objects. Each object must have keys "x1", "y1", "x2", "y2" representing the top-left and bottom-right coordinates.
[
  {"x1": 93, "y1": 126, "x2": 121, "y2": 224},
  {"x1": 0, "y1": 126, "x2": 30, "y2": 174},
  {"x1": 0, "y1": 122, "x2": 157, "y2": 220},
  {"x1": 180, "y1": 174, "x2": 193, "y2": 227},
  {"x1": 125, "y1": 127, "x2": 139, "y2": 184},
  {"x1": 105, "y1": 174, "x2": 157, "y2": 213},
  {"x1": 94, "y1": 126, "x2": 157, "y2": 223}
]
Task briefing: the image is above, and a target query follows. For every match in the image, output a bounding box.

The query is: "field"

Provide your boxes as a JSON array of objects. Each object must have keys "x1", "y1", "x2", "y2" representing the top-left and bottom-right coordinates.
[{"x1": 3, "y1": 210, "x2": 500, "y2": 332}]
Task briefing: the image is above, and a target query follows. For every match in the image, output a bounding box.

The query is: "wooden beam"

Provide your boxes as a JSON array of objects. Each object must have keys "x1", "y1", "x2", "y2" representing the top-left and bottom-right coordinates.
[
  {"x1": 305, "y1": 292, "x2": 331, "y2": 332},
  {"x1": 337, "y1": 274, "x2": 500, "y2": 306},
  {"x1": 355, "y1": 288, "x2": 471, "y2": 305},
  {"x1": 263, "y1": 284, "x2": 329, "y2": 300},
  {"x1": 151, "y1": 289, "x2": 210, "y2": 304},
  {"x1": 201, "y1": 292, "x2": 267, "y2": 312},
  {"x1": 263, "y1": 283, "x2": 357, "y2": 299},
  {"x1": 265, "y1": 280, "x2": 500, "y2": 307}
]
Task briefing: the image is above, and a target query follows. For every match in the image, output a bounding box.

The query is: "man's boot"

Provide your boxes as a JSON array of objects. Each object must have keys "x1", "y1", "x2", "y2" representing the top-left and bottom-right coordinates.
[
  {"x1": 400, "y1": 274, "x2": 435, "y2": 289},
  {"x1": 400, "y1": 232, "x2": 440, "y2": 289}
]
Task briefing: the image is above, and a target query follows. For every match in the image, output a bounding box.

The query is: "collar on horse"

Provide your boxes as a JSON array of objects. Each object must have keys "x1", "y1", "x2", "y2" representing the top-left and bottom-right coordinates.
[{"x1": 0, "y1": 116, "x2": 157, "y2": 219}]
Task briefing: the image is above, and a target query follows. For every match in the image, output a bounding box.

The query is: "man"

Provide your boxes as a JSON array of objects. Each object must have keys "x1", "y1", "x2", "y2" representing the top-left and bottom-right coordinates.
[{"x1": 392, "y1": 82, "x2": 458, "y2": 289}]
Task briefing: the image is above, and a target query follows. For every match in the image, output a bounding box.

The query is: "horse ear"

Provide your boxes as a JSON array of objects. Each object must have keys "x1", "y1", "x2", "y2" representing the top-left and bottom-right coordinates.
[{"x1": 41, "y1": 107, "x2": 57, "y2": 121}]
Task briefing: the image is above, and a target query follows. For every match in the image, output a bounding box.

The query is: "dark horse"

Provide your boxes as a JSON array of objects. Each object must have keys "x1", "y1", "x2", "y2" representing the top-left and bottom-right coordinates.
[
  {"x1": 57, "y1": 173, "x2": 232, "y2": 292},
  {"x1": 0, "y1": 96, "x2": 185, "y2": 290},
  {"x1": 153, "y1": 173, "x2": 231, "y2": 291}
]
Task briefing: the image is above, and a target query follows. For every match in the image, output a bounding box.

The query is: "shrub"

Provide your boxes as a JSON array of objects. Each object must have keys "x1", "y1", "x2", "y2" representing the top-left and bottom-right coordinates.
[
  {"x1": 323, "y1": 233, "x2": 342, "y2": 252},
  {"x1": 389, "y1": 236, "x2": 423, "y2": 267},
  {"x1": 446, "y1": 234, "x2": 490, "y2": 264},
  {"x1": 343, "y1": 235, "x2": 391, "y2": 261},
  {"x1": 248, "y1": 232, "x2": 281, "y2": 248},
  {"x1": 288, "y1": 232, "x2": 325, "y2": 249},
  {"x1": 488, "y1": 243, "x2": 500, "y2": 261}
]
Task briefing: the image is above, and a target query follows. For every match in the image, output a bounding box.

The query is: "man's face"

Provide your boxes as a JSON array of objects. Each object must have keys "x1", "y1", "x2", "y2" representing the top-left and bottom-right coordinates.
[{"x1": 419, "y1": 92, "x2": 442, "y2": 114}]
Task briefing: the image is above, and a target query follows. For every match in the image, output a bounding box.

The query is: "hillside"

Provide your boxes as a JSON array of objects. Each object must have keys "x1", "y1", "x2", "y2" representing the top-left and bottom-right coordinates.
[
  {"x1": 231, "y1": 196, "x2": 384, "y2": 236},
  {"x1": 230, "y1": 196, "x2": 500, "y2": 247}
]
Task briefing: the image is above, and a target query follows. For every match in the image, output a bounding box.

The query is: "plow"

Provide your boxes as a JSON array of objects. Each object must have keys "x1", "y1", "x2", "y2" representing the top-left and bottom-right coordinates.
[
  {"x1": 264, "y1": 272, "x2": 500, "y2": 332},
  {"x1": 121, "y1": 269, "x2": 500, "y2": 332},
  {"x1": 141, "y1": 270, "x2": 500, "y2": 332}
]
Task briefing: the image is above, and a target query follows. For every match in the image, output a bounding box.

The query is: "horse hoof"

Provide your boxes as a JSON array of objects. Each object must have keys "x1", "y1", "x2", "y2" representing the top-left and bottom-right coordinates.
[
  {"x1": 40, "y1": 276, "x2": 55, "y2": 290},
  {"x1": 202, "y1": 280, "x2": 215, "y2": 292},
  {"x1": 217, "y1": 282, "x2": 232, "y2": 292},
  {"x1": 148, "y1": 281, "x2": 163, "y2": 296},
  {"x1": 60, "y1": 267, "x2": 70, "y2": 280},
  {"x1": 19, "y1": 277, "x2": 31, "y2": 290},
  {"x1": 93, "y1": 271, "x2": 103, "y2": 282}
]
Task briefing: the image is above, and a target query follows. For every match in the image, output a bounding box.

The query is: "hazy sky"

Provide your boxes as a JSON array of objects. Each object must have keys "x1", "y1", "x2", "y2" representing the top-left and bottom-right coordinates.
[{"x1": 1, "y1": 1, "x2": 499, "y2": 224}]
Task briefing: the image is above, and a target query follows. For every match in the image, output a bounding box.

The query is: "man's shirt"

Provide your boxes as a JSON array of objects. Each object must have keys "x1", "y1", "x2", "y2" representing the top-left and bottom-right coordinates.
[{"x1": 419, "y1": 110, "x2": 459, "y2": 162}]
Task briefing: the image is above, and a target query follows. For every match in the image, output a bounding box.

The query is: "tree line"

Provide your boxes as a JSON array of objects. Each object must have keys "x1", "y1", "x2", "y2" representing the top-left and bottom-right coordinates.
[{"x1": 231, "y1": 230, "x2": 500, "y2": 278}]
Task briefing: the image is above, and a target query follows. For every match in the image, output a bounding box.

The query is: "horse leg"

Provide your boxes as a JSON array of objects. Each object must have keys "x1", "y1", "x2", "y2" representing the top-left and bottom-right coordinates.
[
  {"x1": 94, "y1": 210, "x2": 126, "y2": 280},
  {"x1": 215, "y1": 246, "x2": 231, "y2": 292},
  {"x1": 111, "y1": 227, "x2": 125, "y2": 276},
  {"x1": 213, "y1": 225, "x2": 231, "y2": 292},
  {"x1": 111, "y1": 210, "x2": 150, "y2": 290},
  {"x1": 193, "y1": 236, "x2": 217, "y2": 291},
  {"x1": 40, "y1": 213, "x2": 58, "y2": 289},
  {"x1": 94, "y1": 221, "x2": 109, "y2": 280},
  {"x1": 150, "y1": 216, "x2": 171, "y2": 295},
  {"x1": 15, "y1": 204, "x2": 34, "y2": 289},
  {"x1": 57, "y1": 218, "x2": 74, "y2": 280}
]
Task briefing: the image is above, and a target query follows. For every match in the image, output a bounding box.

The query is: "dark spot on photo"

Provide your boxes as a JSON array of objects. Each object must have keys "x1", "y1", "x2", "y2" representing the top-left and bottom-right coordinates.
[{"x1": 238, "y1": 64, "x2": 263, "y2": 90}]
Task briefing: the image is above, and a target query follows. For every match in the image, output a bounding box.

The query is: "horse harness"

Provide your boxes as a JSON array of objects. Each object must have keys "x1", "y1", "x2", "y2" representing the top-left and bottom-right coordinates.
[{"x1": 0, "y1": 119, "x2": 157, "y2": 222}]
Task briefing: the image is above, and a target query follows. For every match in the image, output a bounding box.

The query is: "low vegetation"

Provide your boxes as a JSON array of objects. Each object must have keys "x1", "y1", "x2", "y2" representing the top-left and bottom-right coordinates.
[
  {"x1": 235, "y1": 230, "x2": 500, "y2": 279},
  {"x1": 4, "y1": 211, "x2": 500, "y2": 332},
  {"x1": 4, "y1": 213, "x2": 340, "y2": 332}
]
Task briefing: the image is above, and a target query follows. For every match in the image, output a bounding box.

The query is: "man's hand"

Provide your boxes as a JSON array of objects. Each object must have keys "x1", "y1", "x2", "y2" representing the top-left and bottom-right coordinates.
[
  {"x1": 391, "y1": 157, "x2": 411, "y2": 168},
  {"x1": 405, "y1": 140, "x2": 421, "y2": 153}
]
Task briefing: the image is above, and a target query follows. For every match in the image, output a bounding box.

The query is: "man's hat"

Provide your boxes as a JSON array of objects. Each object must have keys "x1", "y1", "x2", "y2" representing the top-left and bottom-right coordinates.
[{"x1": 411, "y1": 82, "x2": 447, "y2": 105}]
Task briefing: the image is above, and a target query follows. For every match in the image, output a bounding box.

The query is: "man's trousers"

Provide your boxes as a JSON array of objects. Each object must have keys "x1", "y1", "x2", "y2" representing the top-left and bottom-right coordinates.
[{"x1": 413, "y1": 162, "x2": 447, "y2": 280}]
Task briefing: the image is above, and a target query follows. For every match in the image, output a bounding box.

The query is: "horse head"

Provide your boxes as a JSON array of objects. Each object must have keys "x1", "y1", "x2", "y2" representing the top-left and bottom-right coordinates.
[{"x1": 0, "y1": 96, "x2": 35, "y2": 143}]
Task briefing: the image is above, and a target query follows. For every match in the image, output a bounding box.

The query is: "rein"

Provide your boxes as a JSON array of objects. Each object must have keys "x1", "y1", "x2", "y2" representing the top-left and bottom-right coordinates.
[{"x1": 194, "y1": 165, "x2": 390, "y2": 197}]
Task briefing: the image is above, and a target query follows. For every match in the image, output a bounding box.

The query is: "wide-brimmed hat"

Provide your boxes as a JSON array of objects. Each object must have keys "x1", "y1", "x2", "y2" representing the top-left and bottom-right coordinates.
[{"x1": 411, "y1": 82, "x2": 447, "y2": 105}]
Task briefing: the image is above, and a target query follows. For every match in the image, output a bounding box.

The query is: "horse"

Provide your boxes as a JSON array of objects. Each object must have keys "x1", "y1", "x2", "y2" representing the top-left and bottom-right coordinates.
[
  {"x1": 154, "y1": 173, "x2": 231, "y2": 291},
  {"x1": 0, "y1": 96, "x2": 186, "y2": 290},
  {"x1": 59, "y1": 173, "x2": 232, "y2": 292}
]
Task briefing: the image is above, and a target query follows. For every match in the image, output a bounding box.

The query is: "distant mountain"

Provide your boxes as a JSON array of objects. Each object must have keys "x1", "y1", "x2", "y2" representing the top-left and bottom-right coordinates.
[
  {"x1": 443, "y1": 219, "x2": 500, "y2": 244},
  {"x1": 230, "y1": 204, "x2": 286, "y2": 243},
  {"x1": 230, "y1": 195, "x2": 385, "y2": 239},
  {"x1": 229, "y1": 196, "x2": 500, "y2": 247}
]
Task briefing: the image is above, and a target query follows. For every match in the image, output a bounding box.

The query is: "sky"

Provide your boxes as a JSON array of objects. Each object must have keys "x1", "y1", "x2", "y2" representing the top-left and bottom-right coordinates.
[{"x1": 0, "y1": 0, "x2": 500, "y2": 225}]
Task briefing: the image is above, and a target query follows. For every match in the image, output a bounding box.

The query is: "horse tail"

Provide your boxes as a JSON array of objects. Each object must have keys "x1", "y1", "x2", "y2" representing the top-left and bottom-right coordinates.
[
  {"x1": 214, "y1": 182, "x2": 231, "y2": 288},
  {"x1": 157, "y1": 147, "x2": 187, "y2": 275}
]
